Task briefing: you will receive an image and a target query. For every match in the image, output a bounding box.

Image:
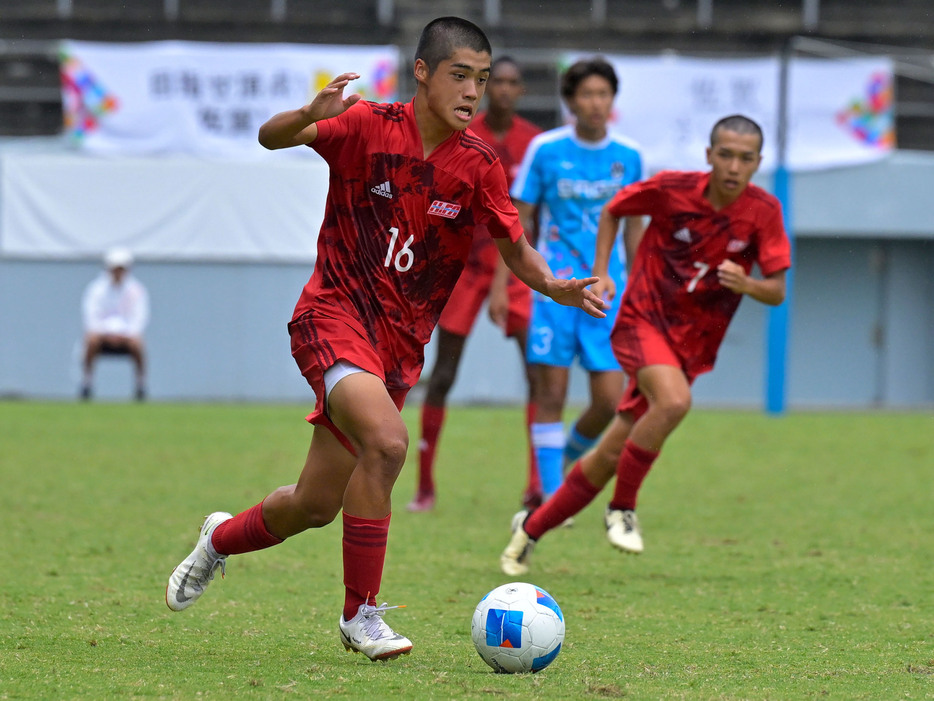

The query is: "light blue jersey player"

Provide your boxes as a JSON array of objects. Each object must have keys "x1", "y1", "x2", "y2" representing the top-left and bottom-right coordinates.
[
  {"x1": 512, "y1": 125, "x2": 642, "y2": 313},
  {"x1": 510, "y1": 57, "x2": 644, "y2": 503}
]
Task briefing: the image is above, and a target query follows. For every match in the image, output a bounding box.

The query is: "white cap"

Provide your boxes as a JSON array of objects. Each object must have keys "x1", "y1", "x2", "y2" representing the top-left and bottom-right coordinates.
[{"x1": 104, "y1": 247, "x2": 133, "y2": 270}]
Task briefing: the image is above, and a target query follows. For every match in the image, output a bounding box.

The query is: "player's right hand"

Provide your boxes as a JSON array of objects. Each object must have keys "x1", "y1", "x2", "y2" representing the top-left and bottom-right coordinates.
[{"x1": 307, "y1": 72, "x2": 362, "y2": 122}]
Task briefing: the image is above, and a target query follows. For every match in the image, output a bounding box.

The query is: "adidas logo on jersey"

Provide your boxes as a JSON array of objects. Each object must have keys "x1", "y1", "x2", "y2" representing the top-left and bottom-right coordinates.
[
  {"x1": 727, "y1": 239, "x2": 749, "y2": 253},
  {"x1": 673, "y1": 227, "x2": 692, "y2": 243},
  {"x1": 370, "y1": 181, "x2": 393, "y2": 199}
]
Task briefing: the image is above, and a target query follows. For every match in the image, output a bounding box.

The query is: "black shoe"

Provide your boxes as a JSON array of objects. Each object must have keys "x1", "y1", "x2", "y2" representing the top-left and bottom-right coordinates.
[
  {"x1": 80, "y1": 385, "x2": 91, "y2": 401},
  {"x1": 135, "y1": 387, "x2": 146, "y2": 402}
]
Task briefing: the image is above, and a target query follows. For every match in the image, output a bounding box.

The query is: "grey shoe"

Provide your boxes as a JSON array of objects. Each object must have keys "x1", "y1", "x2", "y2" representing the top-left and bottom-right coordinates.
[
  {"x1": 165, "y1": 511, "x2": 233, "y2": 611},
  {"x1": 339, "y1": 602, "x2": 413, "y2": 661}
]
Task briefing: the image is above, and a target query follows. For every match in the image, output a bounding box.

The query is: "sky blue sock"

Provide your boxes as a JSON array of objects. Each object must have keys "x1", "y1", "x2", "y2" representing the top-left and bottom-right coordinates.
[
  {"x1": 532, "y1": 422, "x2": 565, "y2": 497},
  {"x1": 563, "y1": 425, "x2": 598, "y2": 469}
]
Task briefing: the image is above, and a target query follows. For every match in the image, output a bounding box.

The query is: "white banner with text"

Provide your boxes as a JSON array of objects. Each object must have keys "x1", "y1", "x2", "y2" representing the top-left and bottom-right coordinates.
[
  {"x1": 61, "y1": 40, "x2": 400, "y2": 157},
  {"x1": 564, "y1": 54, "x2": 894, "y2": 173}
]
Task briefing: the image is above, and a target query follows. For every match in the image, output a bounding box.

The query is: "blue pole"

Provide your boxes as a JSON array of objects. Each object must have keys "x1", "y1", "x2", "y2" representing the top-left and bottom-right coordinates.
[
  {"x1": 766, "y1": 165, "x2": 793, "y2": 415},
  {"x1": 766, "y1": 40, "x2": 795, "y2": 415}
]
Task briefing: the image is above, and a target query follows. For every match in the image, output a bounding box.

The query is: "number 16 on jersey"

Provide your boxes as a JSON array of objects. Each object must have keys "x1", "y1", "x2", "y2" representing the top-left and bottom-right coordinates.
[{"x1": 384, "y1": 227, "x2": 415, "y2": 272}]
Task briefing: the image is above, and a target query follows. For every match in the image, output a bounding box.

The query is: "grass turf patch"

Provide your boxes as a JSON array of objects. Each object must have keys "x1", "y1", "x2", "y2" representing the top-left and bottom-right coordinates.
[{"x1": 0, "y1": 401, "x2": 931, "y2": 699}]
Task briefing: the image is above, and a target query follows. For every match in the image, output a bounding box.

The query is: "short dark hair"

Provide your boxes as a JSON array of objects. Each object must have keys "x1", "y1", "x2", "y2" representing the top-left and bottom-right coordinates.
[
  {"x1": 710, "y1": 114, "x2": 764, "y2": 152},
  {"x1": 415, "y1": 16, "x2": 492, "y2": 73},
  {"x1": 561, "y1": 57, "x2": 618, "y2": 99},
  {"x1": 491, "y1": 55, "x2": 520, "y2": 75}
]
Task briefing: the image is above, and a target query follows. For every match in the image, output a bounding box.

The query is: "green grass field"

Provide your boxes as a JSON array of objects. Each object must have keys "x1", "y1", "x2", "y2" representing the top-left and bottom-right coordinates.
[{"x1": 1, "y1": 401, "x2": 932, "y2": 699}]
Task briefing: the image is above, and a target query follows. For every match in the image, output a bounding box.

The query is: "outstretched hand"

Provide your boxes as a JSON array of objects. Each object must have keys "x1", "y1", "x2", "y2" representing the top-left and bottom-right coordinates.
[
  {"x1": 547, "y1": 276, "x2": 608, "y2": 319},
  {"x1": 307, "y1": 72, "x2": 362, "y2": 122}
]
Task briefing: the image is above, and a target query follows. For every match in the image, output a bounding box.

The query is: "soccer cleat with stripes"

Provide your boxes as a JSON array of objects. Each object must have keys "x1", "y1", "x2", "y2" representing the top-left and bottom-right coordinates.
[
  {"x1": 339, "y1": 602, "x2": 413, "y2": 661},
  {"x1": 165, "y1": 511, "x2": 233, "y2": 611}
]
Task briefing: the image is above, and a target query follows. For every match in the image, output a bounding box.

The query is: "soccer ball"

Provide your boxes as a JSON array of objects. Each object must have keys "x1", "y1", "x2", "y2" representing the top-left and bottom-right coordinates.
[{"x1": 471, "y1": 581, "x2": 565, "y2": 673}]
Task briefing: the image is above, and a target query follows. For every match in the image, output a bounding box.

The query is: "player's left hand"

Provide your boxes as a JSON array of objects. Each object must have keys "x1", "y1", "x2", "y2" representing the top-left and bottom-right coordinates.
[
  {"x1": 717, "y1": 259, "x2": 748, "y2": 294},
  {"x1": 548, "y1": 276, "x2": 608, "y2": 318}
]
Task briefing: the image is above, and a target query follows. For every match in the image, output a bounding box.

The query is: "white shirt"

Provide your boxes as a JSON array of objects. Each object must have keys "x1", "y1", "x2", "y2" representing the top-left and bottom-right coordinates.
[{"x1": 82, "y1": 272, "x2": 150, "y2": 337}]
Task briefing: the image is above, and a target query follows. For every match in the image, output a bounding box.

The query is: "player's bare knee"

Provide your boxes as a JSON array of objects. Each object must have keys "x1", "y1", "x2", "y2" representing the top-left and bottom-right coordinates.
[
  {"x1": 360, "y1": 432, "x2": 409, "y2": 476},
  {"x1": 657, "y1": 394, "x2": 692, "y2": 425}
]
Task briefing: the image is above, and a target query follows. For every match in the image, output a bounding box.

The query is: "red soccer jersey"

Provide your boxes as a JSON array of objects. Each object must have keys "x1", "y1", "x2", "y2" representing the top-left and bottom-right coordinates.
[
  {"x1": 461, "y1": 112, "x2": 542, "y2": 274},
  {"x1": 293, "y1": 99, "x2": 524, "y2": 391},
  {"x1": 608, "y1": 170, "x2": 791, "y2": 377}
]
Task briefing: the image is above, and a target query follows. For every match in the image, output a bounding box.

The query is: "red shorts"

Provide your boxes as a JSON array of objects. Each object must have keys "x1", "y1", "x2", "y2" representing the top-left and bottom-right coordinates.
[
  {"x1": 612, "y1": 318, "x2": 696, "y2": 420},
  {"x1": 289, "y1": 311, "x2": 410, "y2": 454},
  {"x1": 439, "y1": 267, "x2": 531, "y2": 338}
]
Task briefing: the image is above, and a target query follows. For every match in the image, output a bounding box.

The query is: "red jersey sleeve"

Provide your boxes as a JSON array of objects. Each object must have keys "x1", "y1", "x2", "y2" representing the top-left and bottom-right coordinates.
[
  {"x1": 475, "y1": 158, "x2": 524, "y2": 243},
  {"x1": 755, "y1": 204, "x2": 792, "y2": 276},
  {"x1": 308, "y1": 100, "x2": 370, "y2": 161},
  {"x1": 606, "y1": 172, "x2": 667, "y2": 218}
]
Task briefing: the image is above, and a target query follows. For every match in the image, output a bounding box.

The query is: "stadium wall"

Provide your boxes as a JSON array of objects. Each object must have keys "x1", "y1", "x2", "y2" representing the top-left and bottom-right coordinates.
[{"x1": 1, "y1": 152, "x2": 932, "y2": 408}]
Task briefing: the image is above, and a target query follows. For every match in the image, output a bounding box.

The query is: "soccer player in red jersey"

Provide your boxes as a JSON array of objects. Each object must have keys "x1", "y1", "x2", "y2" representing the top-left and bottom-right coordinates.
[
  {"x1": 407, "y1": 56, "x2": 543, "y2": 513},
  {"x1": 164, "y1": 17, "x2": 606, "y2": 661},
  {"x1": 501, "y1": 114, "x2": 792, "y2": 575}
]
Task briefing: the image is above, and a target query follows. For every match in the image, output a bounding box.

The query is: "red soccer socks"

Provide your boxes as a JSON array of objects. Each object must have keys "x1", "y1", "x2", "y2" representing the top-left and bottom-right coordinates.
[
  {"x1": 524, "y1": 461, "x2": 600, "y2": 540},
  {"x1": 609, "y1": 439, "x2": 659, "y2": 512},
  {"x1": 416, "y1": 404, "x2": 445, "y2": 495},
  {"x1": 211, "y1": 501, "x2": 283, "y2": 556},
  {"x1": 342, "y1": 512, "x2": 390, "y2": 622}
]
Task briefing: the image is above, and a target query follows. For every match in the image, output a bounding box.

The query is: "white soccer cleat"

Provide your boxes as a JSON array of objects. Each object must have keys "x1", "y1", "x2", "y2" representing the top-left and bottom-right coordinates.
[
  {"x1": 166, "y1": 511, "x2": 233, "y2": 611},
  {"x1": 500, "y1": 510, "x2": 536, "y2": 576},
  {"x1": 605, "y1": 507, "x2": 643, "y2": 554},
  {"x1": 339, "y1": 602, "x2": 413, "y2": 661}
]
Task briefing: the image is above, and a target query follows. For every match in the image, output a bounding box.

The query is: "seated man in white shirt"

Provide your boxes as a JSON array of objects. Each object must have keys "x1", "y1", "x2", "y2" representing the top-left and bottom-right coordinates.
[{"x1": 81, "y1": 247, "x2": 150, "y2": 401}]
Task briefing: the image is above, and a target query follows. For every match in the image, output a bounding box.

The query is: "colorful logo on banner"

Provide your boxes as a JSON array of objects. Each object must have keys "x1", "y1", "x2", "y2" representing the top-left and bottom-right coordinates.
[
  {"x1": 837, "y1": 71, "x2": 894, "y2": 148},
  {"x1": 60, "y1": 51, "x2": 119, "y2": 140},
  {"x1": 311, "y1": 58, "x2": 397, "y2": 102}
]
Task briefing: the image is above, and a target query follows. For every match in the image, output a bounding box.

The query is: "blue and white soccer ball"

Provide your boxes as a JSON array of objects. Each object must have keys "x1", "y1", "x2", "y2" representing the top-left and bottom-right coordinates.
[{"x1": 471, "y1": 581, "x2": 565, "y2": 673}]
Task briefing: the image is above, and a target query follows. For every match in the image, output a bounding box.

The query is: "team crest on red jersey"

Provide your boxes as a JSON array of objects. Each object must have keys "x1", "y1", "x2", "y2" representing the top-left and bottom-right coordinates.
[
  {"x1": 727, "y1": 239, "x2": 749, "y2": 253},
  {"x1": 428, "y1": 200, "x2": 461, "y2": 219}
]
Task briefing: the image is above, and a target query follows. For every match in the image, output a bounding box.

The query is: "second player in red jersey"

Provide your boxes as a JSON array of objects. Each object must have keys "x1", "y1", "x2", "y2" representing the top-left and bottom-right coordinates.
[
  {"x1": 501, "y1": 114, "x2": 791, "y2": 576},
  {"x1": 611, "y1": 168, "x2": 790, "y2": 383}
]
